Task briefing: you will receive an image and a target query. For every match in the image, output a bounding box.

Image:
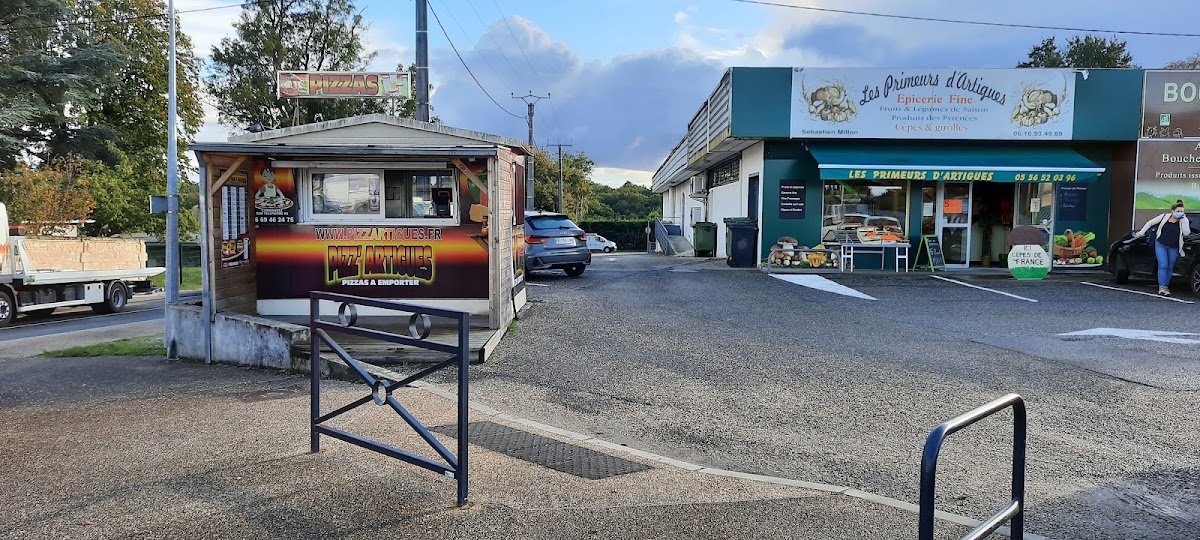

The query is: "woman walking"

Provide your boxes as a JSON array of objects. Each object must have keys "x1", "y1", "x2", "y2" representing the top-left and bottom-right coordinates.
[{"x1": 1135, "y1": 200, "x2": 1192, "y2": 296}]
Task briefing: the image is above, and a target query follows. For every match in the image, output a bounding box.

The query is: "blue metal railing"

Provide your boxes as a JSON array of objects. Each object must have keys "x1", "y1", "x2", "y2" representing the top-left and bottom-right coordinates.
[
  {"x1": 309, "y1": 291, "x2": 470, "y2": 507},
  {"x1": 655, "y1": 219, "x2": 676, "y2": 255},
  {"x1": 919, "y1": 393, "x2": 1027, "y2": 540}
]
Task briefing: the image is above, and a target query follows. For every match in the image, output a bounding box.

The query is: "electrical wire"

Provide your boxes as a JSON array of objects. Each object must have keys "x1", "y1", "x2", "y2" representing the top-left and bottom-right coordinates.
[
  {"x1": 427, "y1": 1, "x2": 523, "y2": 119},
  {"x1": 466, "y1": 0, "x2": 523, "y2": 78},
  {"x1": 491, "y1": 0, "x2": 566, "y2": 139},
  {"x1": 431, "y1": 0, "x2": 511, "y2": 92},
  {"x1": 729, "y1": 0, "x2": 1200, "y2": 38}
]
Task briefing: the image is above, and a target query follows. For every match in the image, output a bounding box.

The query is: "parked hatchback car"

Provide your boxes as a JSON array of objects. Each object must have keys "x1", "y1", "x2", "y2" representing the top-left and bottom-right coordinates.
[
  {"x1": 1108, "y1": 211, "x2": 1200, "y2": 297},
  {"x1": 585, "y1": 233, "x2": 617, "y2": 253},
  {"x1": 524, "y1": 211, "x2": 591, "y2": 276}
]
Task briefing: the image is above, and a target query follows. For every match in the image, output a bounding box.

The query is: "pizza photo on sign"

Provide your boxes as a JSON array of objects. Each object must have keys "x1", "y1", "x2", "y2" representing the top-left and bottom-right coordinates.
[{"x1": 254, "y1": 168, "x2": 295, "y2": 210}]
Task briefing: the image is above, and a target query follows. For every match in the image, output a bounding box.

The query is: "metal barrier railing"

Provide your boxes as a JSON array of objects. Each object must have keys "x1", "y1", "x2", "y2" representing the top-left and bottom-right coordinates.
[
  {"x1": 309, "y1": 291, "x2": 470, "y2": 506},
  {"x1": 655, "y1": 219, "x2": 677, "y2": 255},
  {"x1": 920, "y1": 393, "x2": 1027, "y2": 540}
]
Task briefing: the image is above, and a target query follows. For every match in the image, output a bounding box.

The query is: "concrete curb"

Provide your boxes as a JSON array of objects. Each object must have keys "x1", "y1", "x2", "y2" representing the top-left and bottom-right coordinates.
[{"x1": 410, "y1": 380, "x2": 1052, "y2": 540}]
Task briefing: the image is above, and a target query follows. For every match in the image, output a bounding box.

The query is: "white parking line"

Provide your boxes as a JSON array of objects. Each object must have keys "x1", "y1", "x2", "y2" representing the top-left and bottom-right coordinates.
[
  {"x1": 772, "y1": 275, "x2": 877, "y2": 300},
  {"x1": 931, "y1": 276, "x2": 1038, "y2": 302},
  {"x1": 1080, "y1": 281, "x2": 1195, "y2": 304},
  {"x1": 526, "y1": 282, "x2": 549, "y2": 287}
]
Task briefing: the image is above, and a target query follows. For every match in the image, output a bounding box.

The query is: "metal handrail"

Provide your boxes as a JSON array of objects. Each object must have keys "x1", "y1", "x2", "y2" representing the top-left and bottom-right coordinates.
[
  {"x1": 309, "y1": 291, "x2": 471, "y2": 507},
  {"x1": 655, "y1": 219, "x2": 676, "y2": 255},
  {"x1": 919, "y1": 393, "x2": 1027, "y2": 540}
]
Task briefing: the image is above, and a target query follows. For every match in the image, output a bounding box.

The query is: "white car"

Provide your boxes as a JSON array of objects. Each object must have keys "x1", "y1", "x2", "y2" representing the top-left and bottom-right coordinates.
[{"x1": 585, "y1": 233, "x2": 617, "y2": 253}]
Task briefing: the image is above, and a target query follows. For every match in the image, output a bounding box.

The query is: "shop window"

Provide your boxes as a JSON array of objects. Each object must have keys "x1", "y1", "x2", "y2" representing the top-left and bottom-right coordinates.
[
  {"x1": 304, "y1": 169, "x2": 457, "y2": 223},
  {"x1": 821, "y1": 180, "x2": 909, "y2": 243}
]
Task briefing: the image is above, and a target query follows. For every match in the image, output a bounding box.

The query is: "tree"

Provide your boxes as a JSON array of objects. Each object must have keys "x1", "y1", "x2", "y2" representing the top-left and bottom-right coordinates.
[
  {"x1": 0, "y1": 0, "x2": 125, "y2": 167},
  {"x1": 596, "y1": 182, "x2": 660, "y2": 219},
  {"x1": 1018, "y1": 35, "x2": 1136, "y2": 68},
  {"x1": 71, "y1": 0, "x2": 205, "y2": 236},
  {"x1": 532, "y1": 148, "x2": 594, "y2": 220},
  {"x1": 0, "y1": 160, "x2": 97, "y2": 235},
  {"x1": 1164, "y1": 53, "x2": 1200, "y2": 70},
  {"x1": 207, "y1": 0, "x2": 385, "y2": 130}
]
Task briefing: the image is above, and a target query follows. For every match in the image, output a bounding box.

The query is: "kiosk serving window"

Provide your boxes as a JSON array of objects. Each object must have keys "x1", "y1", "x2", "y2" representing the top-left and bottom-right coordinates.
[
  {"x1": 821, "y1": 180, "x2": 909, "y2": 243},
  {"x1": 303, "y1": 169, "x2": 458, "y2": 223}
]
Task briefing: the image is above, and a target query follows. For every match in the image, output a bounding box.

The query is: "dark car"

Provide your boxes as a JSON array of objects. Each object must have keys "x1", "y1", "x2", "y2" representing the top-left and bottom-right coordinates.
[
  {"x1": 524, "y1": 210, "x2": 591, "y2": 277},
  {"x1": 1108, "y1": 211, "x2": 1200, "y2": 297}
]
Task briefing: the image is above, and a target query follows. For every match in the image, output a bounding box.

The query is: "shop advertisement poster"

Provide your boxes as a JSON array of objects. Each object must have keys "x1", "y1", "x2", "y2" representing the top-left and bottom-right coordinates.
[
  {"x1": 778, "y1": 181, "x2": 806, "y2": 219},
  {"x1": 1141, "y1": 70, "x2": 1200, "y2": 139},
  {"x1": 254, "y1": 163, "x2": 490, "y2": 300},
  {"x1": 791, "y1": 68, "x2": 1076, "y2": 140},
  {"x1": 252, "y1": 166, "x2": 298, "y2": 225},
  {"x1": 1133, "y1": 139, "x2": 1200, "y2": 227},
  {"x1": 218, "y1": 169, "x2": 250, "y2": 268}
]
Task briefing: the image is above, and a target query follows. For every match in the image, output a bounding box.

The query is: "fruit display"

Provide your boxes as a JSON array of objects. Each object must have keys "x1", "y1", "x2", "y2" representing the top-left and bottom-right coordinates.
[{"x1": 1052, "y1": 229, "x2": 1104, "y2": 267}]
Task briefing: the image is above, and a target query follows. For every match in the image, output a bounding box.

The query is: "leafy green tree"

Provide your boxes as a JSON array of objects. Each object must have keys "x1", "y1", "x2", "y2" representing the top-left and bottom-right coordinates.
[
  {"x1": 71, "y1": 0, "x2": 204, "y2": 236},
  {"x1": 0, "y1": 159, "x2": 97, "y2": 235},
  {"x1": 207, "y1": 0, "x2": 385, "y2": 130},
  {"x1": 0, "y1": 0, "x2": 124, "y2": 166},
  {"x1": 596, "y1": 181, "x2": 660, "y2": 219},
  {"x1": 532, "y1": 148, "x2": 594, "y2": 220},
  {"x1": 1018, "y1": 35, "x2": 1136, "y2": 68}
]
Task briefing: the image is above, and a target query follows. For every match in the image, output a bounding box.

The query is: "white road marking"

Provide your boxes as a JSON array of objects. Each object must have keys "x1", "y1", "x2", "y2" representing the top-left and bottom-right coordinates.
[
  {"x1": 526, "y1": 282, "x2": 549, "y2": 287},
  {"x1": 669, "y1": 268, "x2": 699, "y2": 273},
  {"x1": 1058, "y1": 327, "x2": 1200, "y2": 344},
  {"x1": 931, "y1": 275, "x2": 1038, "y2": 302},
  {"x1": 771, "y1": 275, "x2": 876, "y2": 300},
  {"x1": 1080, "y1": 281, "x2": 1195, "y2": 304}
]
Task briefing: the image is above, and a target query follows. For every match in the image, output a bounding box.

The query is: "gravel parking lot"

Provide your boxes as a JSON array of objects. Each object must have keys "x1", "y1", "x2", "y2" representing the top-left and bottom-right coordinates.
[{"x1": 474, "y1": 254, "x2": 1200, "y2": 540}]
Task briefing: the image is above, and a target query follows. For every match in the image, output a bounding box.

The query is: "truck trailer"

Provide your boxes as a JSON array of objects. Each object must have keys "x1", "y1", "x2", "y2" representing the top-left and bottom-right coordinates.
[{"x1": 0, "y1": 204, "x2": 165, "y2": 326}]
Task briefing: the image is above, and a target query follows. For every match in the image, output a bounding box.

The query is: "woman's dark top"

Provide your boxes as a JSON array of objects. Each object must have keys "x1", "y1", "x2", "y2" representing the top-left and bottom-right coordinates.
[{"x1": 1159, "y1": 219, "x2": 1181, "y2": 249}]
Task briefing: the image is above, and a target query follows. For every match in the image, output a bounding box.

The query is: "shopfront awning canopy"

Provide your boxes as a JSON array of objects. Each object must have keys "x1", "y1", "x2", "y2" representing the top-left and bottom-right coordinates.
[{"x1": 807, "y1": 144, "x2": 1106, "y2": 183}]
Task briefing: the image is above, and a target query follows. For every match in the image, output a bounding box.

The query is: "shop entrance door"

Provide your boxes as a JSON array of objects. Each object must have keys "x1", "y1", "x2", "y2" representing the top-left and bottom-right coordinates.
[
  {"x1": 1014, "y1": 182, "x2": 1055, "y2": 257},
  {"x1": 937, "y1": 182, "x2": 972, "y2": 268}
]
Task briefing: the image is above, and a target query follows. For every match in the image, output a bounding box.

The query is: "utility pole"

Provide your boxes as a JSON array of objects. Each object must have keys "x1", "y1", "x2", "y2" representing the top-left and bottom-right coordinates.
[
  {"x1": 415, "y1": 0, "x2": 430, "y2": 121},
  {"x1": 165, "y1": 0, "x2": 179, "y2": 307},
  {"x1": 548, "y1": 143, "x2": 572, "y2": 213},
  {"x1": 513, "y1": 93, "x2": 547, "y2": 211}
]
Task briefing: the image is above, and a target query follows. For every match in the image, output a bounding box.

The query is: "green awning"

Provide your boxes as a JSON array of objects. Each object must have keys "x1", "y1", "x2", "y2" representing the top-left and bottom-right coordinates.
[{"x1": 807, "y1": 144, "x2": 1106, "y2": 183}]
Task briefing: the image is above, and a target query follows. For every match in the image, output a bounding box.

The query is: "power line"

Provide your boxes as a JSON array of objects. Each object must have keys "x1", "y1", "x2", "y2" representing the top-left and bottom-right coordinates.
[
  {"x1": 491, "y1": 0, "x2": 566, "y2": 139},
  {"x1": 5, "y1": 1, "x2": 254, "y2": 32},
  {"x1": 465, "y1": 0, "x2": 524, "y2": 78},
  {"x1": 431, "y1": 0, "x2": 510, "y2": 91},
  {"x1": 730, "y1": 0, "x2": 1200, "y2": 38},
  {"x1": 427, "y1": 1, "x2": 523, "y2": 119}
]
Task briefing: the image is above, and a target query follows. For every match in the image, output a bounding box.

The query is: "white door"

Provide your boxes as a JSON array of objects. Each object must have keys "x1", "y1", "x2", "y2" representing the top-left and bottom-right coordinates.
[{"x1": 937, "y1": 182, "x2": 972, "y2": 268}]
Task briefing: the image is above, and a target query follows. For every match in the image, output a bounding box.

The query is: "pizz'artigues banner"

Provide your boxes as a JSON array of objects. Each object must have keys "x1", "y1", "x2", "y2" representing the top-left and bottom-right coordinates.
[{"x1": 252, "y1": 160, "x2": 490, "y2": 300}]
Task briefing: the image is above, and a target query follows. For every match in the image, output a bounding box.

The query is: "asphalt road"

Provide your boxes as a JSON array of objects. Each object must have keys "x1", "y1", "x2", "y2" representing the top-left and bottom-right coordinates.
[
  {"x1": 471, "y1": 253, "x2": 1200, "y2": 540},
  {"x1": 0, "y1": 291, "x2": 199, "y2": 341}
]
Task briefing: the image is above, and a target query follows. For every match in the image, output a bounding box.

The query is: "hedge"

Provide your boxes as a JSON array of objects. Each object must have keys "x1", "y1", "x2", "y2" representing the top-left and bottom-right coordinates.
[{"x1": 576, "y1": 219, "x2": 652, "y2": 251}]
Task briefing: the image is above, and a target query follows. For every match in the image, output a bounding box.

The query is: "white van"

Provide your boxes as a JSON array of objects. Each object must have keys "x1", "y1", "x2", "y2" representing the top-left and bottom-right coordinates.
[{"x1": 585, "y1": 233, "x2": 617, "y2": 253}]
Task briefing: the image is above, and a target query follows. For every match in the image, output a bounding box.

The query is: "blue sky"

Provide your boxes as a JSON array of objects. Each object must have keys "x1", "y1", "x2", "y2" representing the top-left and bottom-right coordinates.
[{"x1": 179, "y1": 0, "x2": 1200, "y2": 187}]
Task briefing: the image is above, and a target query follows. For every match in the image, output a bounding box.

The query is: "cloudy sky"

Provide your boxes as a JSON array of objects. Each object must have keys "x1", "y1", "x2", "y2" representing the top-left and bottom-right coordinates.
[{"x1": 178, "y1": 0, "x2": 1200, "y2": 187}]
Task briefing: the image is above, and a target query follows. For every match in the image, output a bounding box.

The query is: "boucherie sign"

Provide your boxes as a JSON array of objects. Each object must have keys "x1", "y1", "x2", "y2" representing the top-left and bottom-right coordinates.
[
  {"x1": 790, "y1": 68, "x2": 1077, "y2": 140},
  {"x1": 1142, "y1": 70, "x2": 1200, "y2": 139},
  {"x1": 277, "y1": 71, "x2": 411, "y2": 99}
]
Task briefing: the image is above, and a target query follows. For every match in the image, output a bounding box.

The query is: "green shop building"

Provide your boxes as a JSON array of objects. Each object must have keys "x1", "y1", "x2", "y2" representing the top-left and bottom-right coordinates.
[{"x1": 651, "y1": 67, "x2": 1144, "y2": 270}]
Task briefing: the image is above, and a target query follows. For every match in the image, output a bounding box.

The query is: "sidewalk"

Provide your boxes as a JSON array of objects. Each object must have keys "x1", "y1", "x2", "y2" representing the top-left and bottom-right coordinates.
[{"x1": 0, "y1": 355, "x2": 1002, "y2": 540}]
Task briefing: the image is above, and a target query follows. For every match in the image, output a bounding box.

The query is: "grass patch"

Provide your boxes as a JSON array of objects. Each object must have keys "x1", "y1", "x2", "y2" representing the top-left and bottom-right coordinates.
[
  {"x1": 507, "y1": 320, "x2": 518, "y2": 333},
  {"x1": 38, "y1": 334, "x2": 166, "y2": 358},
  {"x1": 151, "y1": 267, "x2": 203, "y2": 291}
]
